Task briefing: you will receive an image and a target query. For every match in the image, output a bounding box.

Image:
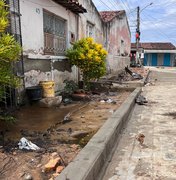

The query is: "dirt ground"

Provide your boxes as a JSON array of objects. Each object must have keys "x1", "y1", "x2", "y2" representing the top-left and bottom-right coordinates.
[{"x1": 0, "y1": 67, "x2": 148, "y2": 180}]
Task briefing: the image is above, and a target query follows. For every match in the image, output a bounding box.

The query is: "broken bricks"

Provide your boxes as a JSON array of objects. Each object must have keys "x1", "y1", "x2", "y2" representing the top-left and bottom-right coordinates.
[{"x1": 44, "y1": 157, "x2": 61, "y2": 172}]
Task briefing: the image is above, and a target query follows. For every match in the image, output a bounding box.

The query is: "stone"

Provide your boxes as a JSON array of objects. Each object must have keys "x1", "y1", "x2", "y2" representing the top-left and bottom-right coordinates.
[
  {"x1": 44, "y1": 157, "x2": 61, "y2": 172},
  {"x1": 52, "y1": 173, "x2": 59, "y2": 178},
  {"x1": 71, "y1": 131, "x2": 89, "y2": 138},
  {"x1": 37, "y1": 164, "x2": 42, "y2": 168},
  {"x1": 56, "y1": 166, "x2": 64, "y2": 174},
  {"x1": 24, "y1": 173, "x2": 33, "y2": 180},
  {"x1": 39, "y1": 96, "x2": 62, "y2": 108},
  {"x1": 51, "y1": 152, "x2": 58, "y2": 157}
]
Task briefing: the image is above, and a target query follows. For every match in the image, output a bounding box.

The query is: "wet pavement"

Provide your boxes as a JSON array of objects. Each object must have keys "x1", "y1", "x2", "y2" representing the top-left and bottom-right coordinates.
[{"x1": 103, "y1": 68, "x2": 176, "y2": 180}]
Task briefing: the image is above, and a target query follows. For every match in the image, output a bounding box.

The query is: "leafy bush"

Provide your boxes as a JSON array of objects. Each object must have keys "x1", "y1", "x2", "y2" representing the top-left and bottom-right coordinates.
[
  {"x1": 0, "y1": 0, "x2": 21, "y2": 101},
  {"x1": 0, "y1": 0, "x2": 21, "y2": 123},
  {"x1": 66, "y1": 37, "x2": 107, "y2": 89}
]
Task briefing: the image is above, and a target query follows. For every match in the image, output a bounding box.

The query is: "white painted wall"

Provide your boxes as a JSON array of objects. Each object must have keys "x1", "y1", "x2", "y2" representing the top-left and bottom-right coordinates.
[{"x1": 20, "y1": 0, "x2": 77, "y2": 56}]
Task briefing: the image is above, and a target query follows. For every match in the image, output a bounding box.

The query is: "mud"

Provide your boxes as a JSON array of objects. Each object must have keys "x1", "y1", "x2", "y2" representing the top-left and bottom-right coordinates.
[{"x1": 0, "y1": 89, "x2": 132, "y2": 180}]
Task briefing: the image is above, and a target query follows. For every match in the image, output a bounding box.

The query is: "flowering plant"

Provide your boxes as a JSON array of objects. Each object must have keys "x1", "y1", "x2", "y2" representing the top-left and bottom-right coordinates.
[{"x1": 66, "y1": 37, "x2": 107, "y2": 88}]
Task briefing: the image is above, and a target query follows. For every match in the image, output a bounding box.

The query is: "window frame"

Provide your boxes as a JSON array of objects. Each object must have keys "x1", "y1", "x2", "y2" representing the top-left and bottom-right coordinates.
[
  {"x1": 43, "y1": 9, "x2": 67, "y2": 56},
  {"x1": 86, "y1": 21, "x2": 94, "y2": 38}
]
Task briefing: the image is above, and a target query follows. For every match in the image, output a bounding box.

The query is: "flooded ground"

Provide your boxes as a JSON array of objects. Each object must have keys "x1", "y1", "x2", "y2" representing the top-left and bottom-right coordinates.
[
  {"x1": 0, "y1": 90, "x2": 131, "y2": 180},
  {"x1": 0, "y1": 67, "x2": 148, "y2": 180}
]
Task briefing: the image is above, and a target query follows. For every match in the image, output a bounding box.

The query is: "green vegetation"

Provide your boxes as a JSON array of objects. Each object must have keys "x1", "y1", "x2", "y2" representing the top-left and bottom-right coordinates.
[
  {"x1": 66, "y1": 37, "x2": 107, "y2": 89},
  {"x1": 0, "y1": 0, "x2": 21, "y2": 122}
]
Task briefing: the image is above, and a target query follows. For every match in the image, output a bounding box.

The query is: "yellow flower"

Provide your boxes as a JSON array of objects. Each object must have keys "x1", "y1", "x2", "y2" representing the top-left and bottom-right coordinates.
[{"x1": 80, "y1": 53, "x2": 85, "y2": 59}]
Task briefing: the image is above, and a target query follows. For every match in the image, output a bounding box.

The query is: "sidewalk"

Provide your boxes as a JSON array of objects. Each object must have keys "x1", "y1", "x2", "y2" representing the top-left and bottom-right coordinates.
[{"x1": 103, "y1": 69, "x2": 176, "y2": 180}]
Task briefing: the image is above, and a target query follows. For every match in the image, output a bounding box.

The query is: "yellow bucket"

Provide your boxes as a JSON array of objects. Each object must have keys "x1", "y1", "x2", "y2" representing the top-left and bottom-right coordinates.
[{"x1": 39, "y1": 81, "x2": 55, "y2": 98}]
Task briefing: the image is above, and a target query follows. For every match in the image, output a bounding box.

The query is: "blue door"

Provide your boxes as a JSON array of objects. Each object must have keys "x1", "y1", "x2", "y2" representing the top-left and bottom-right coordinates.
[
  {"x1": 163, "y1": 53, "x2": 170, "y2": 66},
  {"x1": 152, "y1": 53, "x2": 157, "y2": 66},
  {"x1": 144, "y1": 54, "x2": 148, "y2": 66}
]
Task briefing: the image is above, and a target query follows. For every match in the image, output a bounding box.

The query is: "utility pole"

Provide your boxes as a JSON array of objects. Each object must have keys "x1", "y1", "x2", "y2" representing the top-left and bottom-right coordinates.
[{"x1": 136, "y1": 6, "x2": 140, "y2": 65}]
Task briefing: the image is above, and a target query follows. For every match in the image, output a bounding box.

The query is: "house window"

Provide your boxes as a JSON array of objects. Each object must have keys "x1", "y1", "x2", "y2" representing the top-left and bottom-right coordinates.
[
  {"x1": 86, "y1": 22, "x2": 94, "y2": 37},
  {"x1": 43, "y1": 10, "x2": 67, "y2": 56},
  {"x1": 120, "y1": 39, "x2": 124, "y2": 55}
]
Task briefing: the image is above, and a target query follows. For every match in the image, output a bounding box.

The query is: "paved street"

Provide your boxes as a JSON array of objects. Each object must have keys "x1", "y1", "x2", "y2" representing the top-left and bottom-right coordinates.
[{"x1": 103, "y1": 68, "x2": 176, "y2": 180}]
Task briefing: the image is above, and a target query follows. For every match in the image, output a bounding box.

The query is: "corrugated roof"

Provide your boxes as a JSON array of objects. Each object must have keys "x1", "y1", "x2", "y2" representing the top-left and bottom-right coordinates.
[
  {"x1": 53, "y1": 0, "x2": 87, "y2": 14},
  {"x1": 131, "y1": 42, "x2": 176, "y2": 50},
  {"x1": 99, "y1": 10, "x2": 125, "y2": 22}
]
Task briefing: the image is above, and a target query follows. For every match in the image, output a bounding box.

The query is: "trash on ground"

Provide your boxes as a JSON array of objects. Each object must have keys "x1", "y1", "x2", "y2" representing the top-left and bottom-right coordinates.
[
  {"x1": 100, "y1": 98, "x2": 116, "y2": 104},
  {"x1": 135, "y1": 95, "x2": 148, "y2": 105},
  {"x1": 62, "y1": 113, "x2": 72, "y2": 124},
  {"x1": 18, "y1": 137, "x2": 40, "y2": 151},
  {"x1": 136, "y1": 133, "x2": 145, "y2": 145},
  {"x1": 125, "y1": 66, "x2": 143, "y2": 80}
]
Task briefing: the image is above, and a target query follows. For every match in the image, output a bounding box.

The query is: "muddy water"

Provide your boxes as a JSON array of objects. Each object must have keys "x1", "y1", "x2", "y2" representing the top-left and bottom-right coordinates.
[{"x1": 1, "y1": 102, "x2": 83, "y2": 141}]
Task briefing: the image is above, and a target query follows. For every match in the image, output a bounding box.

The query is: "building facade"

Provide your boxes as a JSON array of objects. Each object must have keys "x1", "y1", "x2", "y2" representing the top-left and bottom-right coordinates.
[
  {"x1": 131, "y1": 43, "x2": 176, "y2": 67},
  {"x1": 8, "y1": 0, "x2": 131, "y2": 101}
]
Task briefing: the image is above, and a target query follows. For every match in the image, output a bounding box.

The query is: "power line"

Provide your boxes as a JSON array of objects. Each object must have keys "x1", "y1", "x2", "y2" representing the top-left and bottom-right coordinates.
[
  {"x1": 141, "y1": 13, "x2": 176, "y2": 44},
  {"x1": 98, "y1": 0, "x2": 114, "y2": 11}
]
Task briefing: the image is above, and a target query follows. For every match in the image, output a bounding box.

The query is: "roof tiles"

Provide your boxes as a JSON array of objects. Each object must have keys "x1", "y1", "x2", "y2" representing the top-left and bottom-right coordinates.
[
  {"x1": 99, "y1": 10, "x2": 125, "y2": 22},
  {"x1": 131, "y1": 42, "x2": 176, "y2": 50}
]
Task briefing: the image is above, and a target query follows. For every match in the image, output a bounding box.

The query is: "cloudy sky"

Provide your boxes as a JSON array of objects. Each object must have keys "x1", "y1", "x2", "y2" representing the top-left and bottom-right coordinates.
[{"x1": 92, "y1": 0, "x2": 176, "y2": 45}]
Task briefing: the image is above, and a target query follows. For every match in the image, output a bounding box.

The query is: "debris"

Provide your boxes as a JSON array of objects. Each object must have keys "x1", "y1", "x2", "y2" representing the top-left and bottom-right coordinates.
[
  {"x1": 24, "y1": 173, "x2": 33, "y2": 180},
  {"x1": 56, "y1": 166, "x2": 64, "y2": 174},
  {"x1": 44, "y1": 157, "x2": 61, "y2": 172},
  {"x1": 67, "y1": 128, "x2": 72, "y2": 135},
  {"x1": 62, "y1": 98, "x2": 72, "y2": 105},
  {"x1": 135, "y1": 95, "x2": 148, "y2": 105},
  {"x1": 100, "y1": 98, "x2": 116, "y2": 104},
  {"x1": 71, "y1": 131, "x2": 89, "y2": 138},
  {"x1": 62, "y1": 113, "x2": 72, "y2": 124},
  {"x1": 18, "y1": 137, "x2": 40, "y2": 151},
  {"x1": 39, "y1": 96, "x2": 62, "y2": 108},
  {"x1": 70, "y1": 144, "x2": 79, "y2": 149},
  {"x1": 51, "y1": 152, "x2": 58, "y2": 158},
  {"x1": 125, "y1": 66, "x2": 143, "y2": 80},
  {"x1": 58, "y1": 154, "x2": 66, "y2": 167},
  {"x1": 136, "y1": 134, "x2": 145, "y2": 145}
]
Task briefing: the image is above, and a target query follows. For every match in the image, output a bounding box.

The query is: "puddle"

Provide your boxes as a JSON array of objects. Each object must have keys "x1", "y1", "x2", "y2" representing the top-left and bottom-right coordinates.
[{"x1": 0, "y1": 102, "x2": 83, "y2": 141}]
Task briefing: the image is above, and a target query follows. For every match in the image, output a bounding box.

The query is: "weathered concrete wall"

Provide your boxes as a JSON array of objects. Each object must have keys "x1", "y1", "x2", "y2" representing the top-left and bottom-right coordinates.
[
  {"x1": 106, "y1": 55, "x2": 130, "y2": 74},
  {"x1": 19, "y1": 0, "x2": 131, "y2": 93},
  {"x1": 79, "y1": 0, "x2": 104, "y2": 44},
  {"x1": 20, "y1": 0, "x2": 79, "y2": 90},
  {"x1": 23, "y1": 58, "x2": 78, "y2": 91},
  {"x1": 20, "y1": 0, "x2": 78, "y2": 55},
  {"x1": 105, "y1": 13, "x2": 131, "y2": 74}
]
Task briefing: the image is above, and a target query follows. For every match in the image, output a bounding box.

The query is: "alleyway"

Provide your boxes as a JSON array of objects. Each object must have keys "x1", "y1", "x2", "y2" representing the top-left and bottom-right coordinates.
[{"x1": 103, "y1": 68, "x2": 176, "y2": 180}]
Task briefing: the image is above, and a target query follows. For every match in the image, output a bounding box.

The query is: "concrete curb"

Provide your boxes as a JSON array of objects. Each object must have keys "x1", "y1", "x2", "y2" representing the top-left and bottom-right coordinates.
[{"x1": 56, "y1": 87, "x2": 141, "y2": 180}]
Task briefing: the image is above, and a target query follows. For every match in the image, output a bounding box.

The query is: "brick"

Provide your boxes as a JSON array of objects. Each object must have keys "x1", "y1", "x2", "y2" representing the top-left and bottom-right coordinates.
[
  {"x1": 44, "y1": 157, "x2": 61, "y2": 172},
  {"x1": 56, "y1": 166, "x2": 64, "y2": 174}
]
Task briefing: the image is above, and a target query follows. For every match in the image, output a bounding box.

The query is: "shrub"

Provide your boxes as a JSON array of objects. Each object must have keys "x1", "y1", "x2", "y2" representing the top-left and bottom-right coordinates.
[
  {"x1": 66, "y1": 37, "x2": 107, "y2": 89},
  {"x1": 0, "y1": 0, "x2": 21, "y2": 122}
]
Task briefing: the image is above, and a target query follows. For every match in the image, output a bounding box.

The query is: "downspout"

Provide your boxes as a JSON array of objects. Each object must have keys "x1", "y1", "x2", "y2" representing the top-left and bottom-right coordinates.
[{"x1": 76, "y1": 14, "x2": 80, "y2": 82}]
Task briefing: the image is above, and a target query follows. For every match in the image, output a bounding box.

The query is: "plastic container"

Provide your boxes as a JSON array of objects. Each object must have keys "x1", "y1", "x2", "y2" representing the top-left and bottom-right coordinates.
[
  {"x1": 39, "y1": 81, "x2": 55, "y2": 98},
  {"x1": 26, "y1": 86, "x2": 42, "y2": 101}
]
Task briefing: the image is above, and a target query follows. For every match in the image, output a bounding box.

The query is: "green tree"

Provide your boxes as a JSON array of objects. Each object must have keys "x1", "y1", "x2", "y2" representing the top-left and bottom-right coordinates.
[
  {"x1": 0, "y1": 0, "x2": 21, "y2": 100},
  {"x1": 66, "y1": 37, "x2": 107, "y2": 89}
]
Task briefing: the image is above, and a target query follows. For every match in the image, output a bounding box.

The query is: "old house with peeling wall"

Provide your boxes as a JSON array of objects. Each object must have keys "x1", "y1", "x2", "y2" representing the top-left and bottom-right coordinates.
[
  {"x1": 20, "y1": 0, "x2": 87, "y2": 92},
  {"x1": 100, "y1": 11, "x2": 131, "y2": 74},
  {"x1": 8, "y1": 0, "x2": 131, "y2": 102}
]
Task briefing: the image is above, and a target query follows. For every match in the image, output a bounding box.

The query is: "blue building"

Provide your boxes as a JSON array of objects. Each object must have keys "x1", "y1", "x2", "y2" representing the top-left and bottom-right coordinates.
[{"x1": 131, "y1": 43, "x2": 176, "y2": 67}]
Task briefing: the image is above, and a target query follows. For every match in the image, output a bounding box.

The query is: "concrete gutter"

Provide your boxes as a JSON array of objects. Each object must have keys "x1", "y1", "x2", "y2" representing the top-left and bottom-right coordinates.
[{"x1": 56, "y1": 87, "x2": 141, "y2": 180}]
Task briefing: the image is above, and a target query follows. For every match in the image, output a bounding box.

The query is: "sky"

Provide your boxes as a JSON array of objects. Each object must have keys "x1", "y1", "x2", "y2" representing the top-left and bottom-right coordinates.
[{"x1": 92, "y1": 0, "x2": 176, "y2": 45}]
